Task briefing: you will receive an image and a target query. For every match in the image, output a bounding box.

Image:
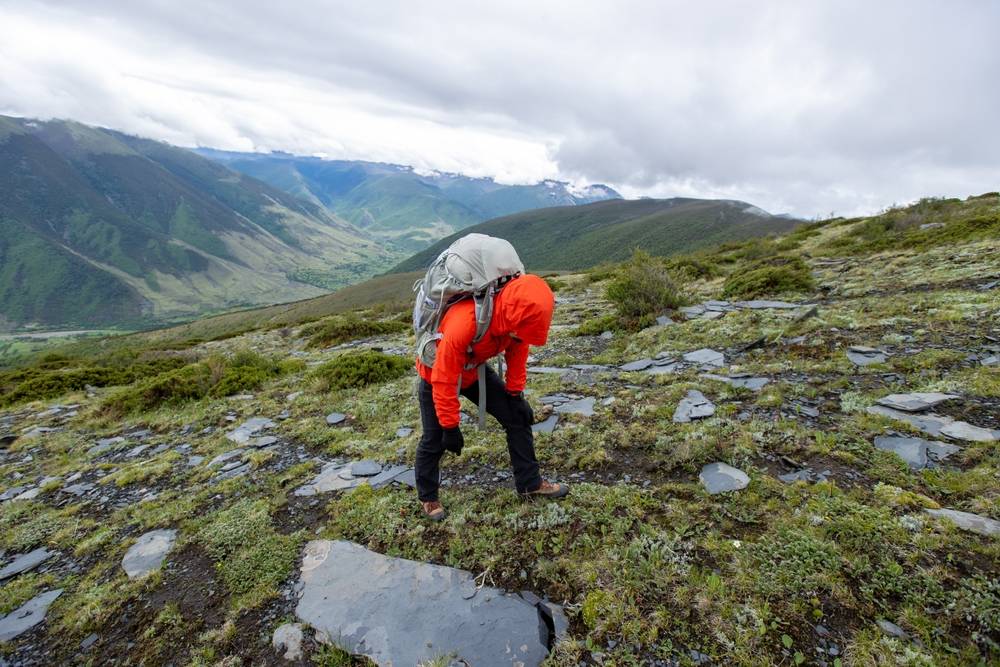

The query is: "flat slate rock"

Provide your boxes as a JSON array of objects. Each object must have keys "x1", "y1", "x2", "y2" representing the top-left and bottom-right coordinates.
[
  {"x1": 620, "y1": 358, "x2": 655, "y2": 372},
  {"x1": 395, "y1": 427, "x2": 413, "y2": 438},
  {"x1": 924, "y1": 508, "x2": 1000, "y2": 537},
  {"x1": 876, "y1": 392, "x2": 959, "y2": 412},
  {"x1": 272, "y1": 622, "x2": 305, "y2": 661},
  {"x1": 737, "y1": 300, "x2": 801, "y2": 309},
  {"x1": 683, "y1": 348, "x2": 725, "y2": 368},
  {"x1": 295, "y1": 462, "x2": 413, "y2": 496},
  {"x1": 325, "y1": 412, "x2": 347, "y2": 425},
  {"x1": 847, "y1": 346, "x2": 888, "y2": 366},
  {"x1": 939, "y1": 421, "x2": 999, "y2": 442},
  {"x1": 874, "y1": 435, "x2": 961, "y2": 469},
  {"x1": 868, "y1": 406, "x2": 998, "y2": 442},
  {"x1": 532, "y1": 414, "x2": 559, "y2": 434},
  {"x1": 226, "y1": 417, "x2": 276, "y2": 444},
  {"x1": 122, "y1": 529, "x2": 177, "y2": 580},
  {"x1": 295, "y1": 540, "x2": 551, "y2": 666},
  {"x1": 0, "y1": 589, "x2": 63, "y2": 641},
  {"x1": 701, "y1": 373, "x2": 770, "y2": 391},
  {"x1": 350, "y1": 460, "x2": 382, "y2": 477},
  {"x1": 553, "y1": 397, "x2": 597, "y2": 417},
  {"x1": 0, "y1": 547, "x2": 53, "y2": 580},
  {"x1": 673, "y1": 390, "x2": 715, "y2": 423},
  {"x1": 699, "y1": 462, "x2": 750, "y2": 494}
]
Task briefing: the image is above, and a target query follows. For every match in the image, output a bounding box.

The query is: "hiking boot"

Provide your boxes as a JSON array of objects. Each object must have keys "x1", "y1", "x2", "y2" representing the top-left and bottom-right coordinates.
[
  {"x1": 522, "y1": 480, "x2": 569, "y2": 499},
  {"x1": 421, "y1": 500, "x2": 447, "y2": 521}
]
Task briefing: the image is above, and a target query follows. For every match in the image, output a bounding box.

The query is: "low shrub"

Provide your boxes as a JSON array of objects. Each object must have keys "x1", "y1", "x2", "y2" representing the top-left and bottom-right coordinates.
[
  {"x1": 665, "y1": 256, "x2": 721, "y2": 281},
  {"x1": 573, "y1": 314, "x2": 619, "y2": 336},
  {"x1": 312, "y1": 350, "x2": 411, "y2": 391},
  {"x1": 102, "y1": 351, "x2": 296, "y2": 416},
  {"x1": 303, "y1": 314, "x2": 407, "y2": 349},
  {"x1": 721, "y1": 256, "x2": 815, "y2": 299},
  {"x1": 605, "y1": 250, "x2": 686, "y2": 328}
]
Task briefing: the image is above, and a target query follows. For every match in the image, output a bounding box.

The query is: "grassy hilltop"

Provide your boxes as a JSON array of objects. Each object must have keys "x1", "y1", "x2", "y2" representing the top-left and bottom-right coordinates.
[{"x1": 0, "y1": 193, "x2": 997, "y2": 665}]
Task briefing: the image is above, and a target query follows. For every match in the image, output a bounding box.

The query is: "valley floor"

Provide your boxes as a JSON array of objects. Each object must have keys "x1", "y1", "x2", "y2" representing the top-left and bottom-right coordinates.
[{"x1": 0, "y1": 229, "x2": 997, "y2": 666}]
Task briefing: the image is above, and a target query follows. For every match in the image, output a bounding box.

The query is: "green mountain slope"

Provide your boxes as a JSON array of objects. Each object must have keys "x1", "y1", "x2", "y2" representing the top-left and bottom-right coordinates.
[
  {"x1": 0, "y1": 116, "x2": 394, "y2": 331},
  {"x1": 198, "y1": 150, "x2": 621, "y2": 252},
  {"x1": 391, "y1": 197, "x2": 802, "y2": 272}
]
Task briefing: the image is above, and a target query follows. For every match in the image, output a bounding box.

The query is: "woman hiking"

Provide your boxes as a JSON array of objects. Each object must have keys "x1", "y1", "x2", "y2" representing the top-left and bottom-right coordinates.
[{"x1": 415, "y1": 272, "x2": 568, "y2": 520}]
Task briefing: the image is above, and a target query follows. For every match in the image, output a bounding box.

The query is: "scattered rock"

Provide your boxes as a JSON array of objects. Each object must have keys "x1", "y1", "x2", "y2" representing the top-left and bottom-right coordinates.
[
  {"x1": 868, "y1": 406, "x2": 998, "y2": 442},
  {"x1": 876, "y1": 619, "x2": 908, "y2": 639},
  {"x1": 699, "y1": 462, "x2": 750, "y2": 494},
  {"x1": 939, "y1": 421, "x2": 999, "y2": 442},
  {"x1": 350, "y1": 460, "x2": 382, "y2": 477},
  {"x1": 208, "y1": 449, "x2": 245, "y2": 467},
  {"x1": 272, "y1": 622, "x2": 304, "y2": 661},
  {"x1": 924, "y1": 508, "x2": 1000, "y2": 537},
  {"x1": 295, "y1": 462, "x2": 413, "y2": 496},
  {"x1": 80, "y1": 632, "x2": 98, "y2": 649},
  {"x1": 395, "y1": 427, "x2": 414, "y2": 438},
  {"x1": 874, "y1": 435, "x2": 962, "y2": 469},
  {"x1": 619, "y1": 358, "x2": 654, "y2": 372},
  {"x1": 226, "y1": 418, "x2": 276, "y2": 444},
  {"x1": 701, "y1": 373, "x2": 770, "y2": 391},
  {"x1": 847, "y1": 345, "x2": 888, "y2": 366},
  {"x1": 0, "y1": 548, "x2": 54, "y2": 580},
  {"x1": 248, "y1": 436, "x2": 278, "y2": 449},
  {"x1": 61, "y1": 482, "x2": 95, "y2": 496},
  {"x1": 122, "y1": 529, "x2": 177, "y2": 579},
  {"x1": 325, "y1": 412, "x2": 347, "y2": 426},
  {"x1": 532, "y1": 415, "x2": 559, "y2": 434},
  {"x1": 876, "y1": 392, "x2": 959, "y2": 412},
  {"x1": 295, "y1": 540, "x2": 553, "y2": 666},
  {"x1": 0, "y1": 589, "x2": 63, "y2": 640},
  {"x1": 737, "y1": 299, "x2": 801, "y2": 309},
  {"x1": 682, "y1": 348, "x2": 725, "y2": 368},
  {"x1": 673, "y1": 390, "x2": 715, "y2": 423}
]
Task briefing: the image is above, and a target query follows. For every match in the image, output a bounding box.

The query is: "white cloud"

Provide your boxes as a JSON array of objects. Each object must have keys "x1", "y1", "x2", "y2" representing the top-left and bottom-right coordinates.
[{"x1": 1, "y1": 0, "x2": 997, "y2": 217}]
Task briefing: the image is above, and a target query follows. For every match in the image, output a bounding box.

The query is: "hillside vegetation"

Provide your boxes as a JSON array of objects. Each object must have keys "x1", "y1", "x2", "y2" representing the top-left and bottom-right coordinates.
[
  {"x1": 0, "y1": 193, "x2": 997, "y2": 665},
  {"x1": 392, "y1": 197, "x2": 802, "y2": 272},
  {"x1": 0, "y1": 116, "x2": 393, "y2": 332},
  {"x1": 200, "y1": 149, "x2": 621, "y2": 252}
]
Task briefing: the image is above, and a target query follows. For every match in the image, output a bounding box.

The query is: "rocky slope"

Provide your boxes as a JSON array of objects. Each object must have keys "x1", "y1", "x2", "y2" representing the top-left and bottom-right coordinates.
[
  {"x1": 0, "y1": 116, "x2": 392, "y2": 331},
  {"x1": 0, "y1": 194, "x2": 997, "y2": 665}
]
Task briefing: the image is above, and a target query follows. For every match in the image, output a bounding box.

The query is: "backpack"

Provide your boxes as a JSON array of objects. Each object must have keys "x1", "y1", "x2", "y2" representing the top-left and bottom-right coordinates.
[{"x1": 412, "y1": 233, "x2": 524, "y2": 428}]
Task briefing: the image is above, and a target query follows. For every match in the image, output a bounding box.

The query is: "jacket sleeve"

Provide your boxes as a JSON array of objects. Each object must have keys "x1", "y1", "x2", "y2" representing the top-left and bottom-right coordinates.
[
  {"x1": 429, "y1": 318, "x2": 475, "y2": 429},
  {"x1": 503, "y1": 339, "x2": 530, "y2": 394}
]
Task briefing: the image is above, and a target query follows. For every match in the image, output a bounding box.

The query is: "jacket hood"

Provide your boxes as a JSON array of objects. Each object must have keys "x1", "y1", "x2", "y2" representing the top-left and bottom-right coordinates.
[{"x1": 493, "y1": 274, "x2": 554, "y2": 345}]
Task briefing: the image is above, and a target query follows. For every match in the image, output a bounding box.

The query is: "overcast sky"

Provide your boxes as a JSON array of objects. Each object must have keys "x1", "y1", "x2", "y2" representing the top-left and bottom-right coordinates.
[{"x1": 1, "y1": 0, "x2": 998, "y2": 217}]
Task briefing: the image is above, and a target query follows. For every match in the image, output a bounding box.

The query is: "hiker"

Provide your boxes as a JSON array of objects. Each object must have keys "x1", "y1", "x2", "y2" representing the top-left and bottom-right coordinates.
[{"x1": 414, "y1": 272, "x2": 569, "y2": 520}]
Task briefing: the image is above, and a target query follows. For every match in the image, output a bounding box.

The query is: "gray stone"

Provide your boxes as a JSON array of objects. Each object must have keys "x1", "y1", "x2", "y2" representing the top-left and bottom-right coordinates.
[
  {"x1": 919, "y1": 222, "x2": 944, "y2": 230},
  {"x1": 876, "y1": 392, "x2": 959, "y2": 412},
  {"x1": 62, "y1": 482, "x2": 94, "y2": 496},
  {"x1": 126, "y1": 444, "x2": 148, "y2": 458},
  {"x1": 325, "y1": 412, "x2": 347, "y2": 426},
  {"x1": 272, "y1": 622, "x2": 304, "y2": 661},
  {"x1": 554, "y1": 397, "x2": 597, "y2": 417},
  {"x1": 874, "y1": 436, "x2": 931, "y2": 469},
  {"x1": 350, "y1": 460, "x2": 382, "y2": 477},
  {"x1": 0, "y1": 548, "x2": 53, "y2": 580},
  {"x1": 683, "y1": 348, "x2": 725, "y2": 368},
  {"x1": 866, "y1": 406, "x2": 952, "y2": 436},
  {"x1": 527, "y1": 366, "x2": 569, "y2": 375},
  {"x1": 392, "y1": 469, "x2": 417, "y2": 488},
  {"x1": 0, "y1": 486, "x2": 27, "y2": 502},
  {"x1": 96, "y1": 436, "x2": 125, "y2": 448},
  {"x1": 699, "y1": 462, "x2": 750, "y2": 494},
  {"x1": 673, "y1": 390, "x2": 715, "y2": 423},
  {"x1": 701, "y1": 310, "x2": 725, "y2": 320},
  {"x1": 924, "y1": 508, "x2": 1000, "y2": 537},
  {"x1": 295, "y1": 462, "x2": 413, "y2": 496},
  {"x1": 214, "y1": 463, "x2": 251, "y2": 481},
  {"x1": 13, "y1": 487, "x2": 41, "y2": 501},
  {"x1": 395, "y1": 427, "x2": 414, "y2": 438},
  {"x1": 0, "y1": 589, "x2": 62, "y2": 640},
  {"x1": 532, "y1": 415, "x2": 559, "y2": 434},
  {"x1": 226, "y1": 417, "x2": 276, "y2": 444},
  {"x1": 876, "y1": 619, "x2": 908, "y2": 638},
  {"x1": 187, "y1": 455, "x2": 205, "y2": 467},
  {"x1": 122, "y1": 529, "x2": 177, "y2": 579},
  {"x1": 737, "y1": 300, "x2": 801, "y2": 309},
  {"x1": 295, "y1": 540, "x2": 551, "y2": 666},
  {"x1": 778, "y1": 470, "x2": 814, "y2": 483},
  {"x1": 80, "y1": 632, "x2": 98, "y2": 649},
  {"x1": 655, "y1": 315, "x2": 673, "y2": 326},
  {"x1": 208, "y1": 449, "x2": 245, "y2": 467},
  {"x1": 248, "y1": 436, "x2": 278, "y2": 449},
  {"x1": 939, "y1": 421, "x2": 999, "y2": 442},
  {"x1": 847, "y1": 346, "x2": 887, "y2": 366},
  {"x1": 645, "y1": 360, "x2": 680, "y2": 374},
  {"x1": 680, "y1": 304, "x2": 707, "y2": 318},
  {"x1": 619, "y1": 358, "x2": 655, "y2": 372},
  {"x1": 701, "y1": 373, "x2": 769, "y2": 391}
]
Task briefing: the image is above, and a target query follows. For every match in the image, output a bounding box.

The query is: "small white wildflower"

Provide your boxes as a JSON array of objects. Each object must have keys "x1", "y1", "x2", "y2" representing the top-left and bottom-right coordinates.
[{"x1": 732, "y1": 540, "x2": 742, "y2": 549}]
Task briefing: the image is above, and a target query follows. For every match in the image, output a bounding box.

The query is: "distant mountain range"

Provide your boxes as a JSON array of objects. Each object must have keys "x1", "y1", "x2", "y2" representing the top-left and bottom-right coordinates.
[
  {"x1": 197, "y1": 149, "x2": 621, "y2": 252},
  {"x1": 0, "y1": 115, "x2": 391, "y2": 331},
  {"x1": 392, "y1": 198, "x2": 802, "y2": 272}
]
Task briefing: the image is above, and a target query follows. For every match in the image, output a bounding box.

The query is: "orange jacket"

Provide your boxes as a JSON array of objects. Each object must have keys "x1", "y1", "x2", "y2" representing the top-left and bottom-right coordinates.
[{"x1": 416, "y1": 274, "x2": 554, "y2": 429}]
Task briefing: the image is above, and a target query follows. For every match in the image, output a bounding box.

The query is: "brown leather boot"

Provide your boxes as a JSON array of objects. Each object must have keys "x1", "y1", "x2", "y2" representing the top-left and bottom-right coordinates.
[
  {"x1": 421, "y1": 500, "x2": 447, "y2": 521},
  {"x1": 522, "y1": 480, "x2": 569, "y2": 499}
]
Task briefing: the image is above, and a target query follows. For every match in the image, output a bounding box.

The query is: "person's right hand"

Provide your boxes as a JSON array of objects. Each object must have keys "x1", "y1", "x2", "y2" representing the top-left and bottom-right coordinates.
[
  {"x1": 442, "y1": 427, "x2": 464, "y2": 454},
  {"x1": 507, "y1": 392, "x2": 534, "y2": 427}
]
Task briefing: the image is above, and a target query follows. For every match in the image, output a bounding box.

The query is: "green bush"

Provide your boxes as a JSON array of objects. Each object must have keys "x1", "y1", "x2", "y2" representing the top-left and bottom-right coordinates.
[
  {"x1": 665, "y1": 255, "x2": 721, "y2": 281},
  {"x1": 303, "y1": 314, "x2": 407, "y2": 349},
  {"x1": 312, "y1": 350, "x2": 411, "y2": 391},
  {"x1": 605, "y1": 250, "x2": 686, "y2": 328},
  {"x1": 721, "y1": 256, "x2": 815, "y2": 299},
  {"x1": 102, "y1": 351, "x2": 294, "y2": 415},
  {"x1": 573, "y1": 313, "x2": 619, "y2": 336}
]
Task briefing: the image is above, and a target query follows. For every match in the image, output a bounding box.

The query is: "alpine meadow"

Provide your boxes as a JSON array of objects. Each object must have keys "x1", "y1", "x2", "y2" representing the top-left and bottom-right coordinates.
[{"x1": 0, "y1": 2, "x2": 998, "y2": 667}]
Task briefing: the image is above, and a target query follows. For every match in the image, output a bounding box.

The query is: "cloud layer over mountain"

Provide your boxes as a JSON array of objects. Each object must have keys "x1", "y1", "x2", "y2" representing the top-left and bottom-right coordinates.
[{"x1": 2, "y1": 0, "x2": 998, "y2": 217}]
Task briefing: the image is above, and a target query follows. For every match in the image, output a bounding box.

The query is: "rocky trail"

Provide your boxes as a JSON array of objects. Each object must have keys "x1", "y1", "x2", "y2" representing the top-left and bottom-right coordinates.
[{"x1": 0, "y1": 231, "x2": 998, "y2": 665}]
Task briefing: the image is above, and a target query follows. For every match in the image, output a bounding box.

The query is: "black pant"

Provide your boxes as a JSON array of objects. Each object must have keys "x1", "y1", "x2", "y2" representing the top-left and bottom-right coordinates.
[{"x1": 415, "y1": 367, "x2": 542, "y2": 501}]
